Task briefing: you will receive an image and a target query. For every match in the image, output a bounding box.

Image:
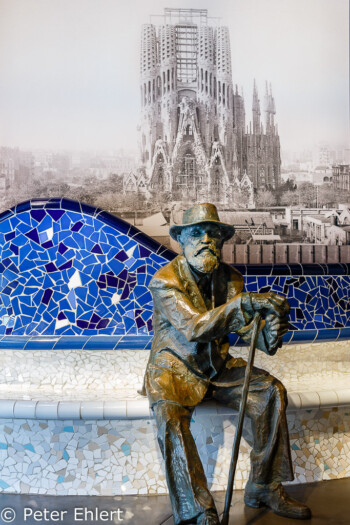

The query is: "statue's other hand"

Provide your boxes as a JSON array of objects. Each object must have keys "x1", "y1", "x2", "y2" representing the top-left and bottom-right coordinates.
[
  {"x1": 249, "y1": 292, "x2": 290, "y2": 318},
  {"x1": 264, "y1": 313, "x2": 289, "y2": 354}
]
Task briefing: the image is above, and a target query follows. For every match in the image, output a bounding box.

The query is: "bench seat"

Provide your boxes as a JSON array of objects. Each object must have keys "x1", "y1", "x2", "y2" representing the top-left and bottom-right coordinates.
[{"x1": 0, "y1": 342, "x2": 349, "y2": 419}]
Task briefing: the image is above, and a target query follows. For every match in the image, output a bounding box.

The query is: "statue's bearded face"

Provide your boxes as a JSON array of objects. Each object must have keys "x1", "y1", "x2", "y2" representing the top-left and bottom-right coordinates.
[{"x1": 178, "y1": 223, "x2": 223, "y2": 274}]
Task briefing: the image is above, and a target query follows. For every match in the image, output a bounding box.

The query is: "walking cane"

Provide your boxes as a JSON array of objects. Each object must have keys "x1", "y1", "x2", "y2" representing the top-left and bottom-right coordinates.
[{"x1": 221, "y1": 311, "x2": 262, "y2": 525}]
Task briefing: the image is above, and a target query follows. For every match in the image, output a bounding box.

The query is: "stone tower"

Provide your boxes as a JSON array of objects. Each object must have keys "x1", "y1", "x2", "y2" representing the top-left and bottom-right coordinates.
[
  {"x1": 138, "y1": 8, "x2": 280, "y2": 207},
  {"x1": 239, "y1": 81, "x2": 281, "y2": 190}
]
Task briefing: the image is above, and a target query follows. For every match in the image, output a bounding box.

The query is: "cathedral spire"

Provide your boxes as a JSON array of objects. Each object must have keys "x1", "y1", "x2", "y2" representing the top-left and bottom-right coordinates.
[
  {"x1": 263, "y1": 81, "x2": 277, "y2": 134},
  {"x1": 252, "y1": 79, "x2": 260, "y2": 134},
  {"x1": 264, "y1": 80, "x2": 271, "y2": 133},
  {"x1": 269, "y1": 83, "x2": 276, "y2": 132}
]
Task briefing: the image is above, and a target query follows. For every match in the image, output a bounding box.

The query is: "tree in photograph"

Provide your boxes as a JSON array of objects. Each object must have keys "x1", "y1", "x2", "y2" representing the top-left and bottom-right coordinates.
[
  {"x1": 4, "y1": 179, "x2": 71, "y2": 209},
  {"x1": 94, "y1": 189, "x2": 141, "y2": 212},
  {"x1": 151, "y1": 190, "x2": 173, "y2": 213},
  {"x1": 69, "y1": 186, "x2": 96, "y2": 205},
  {"x1": 275, "y1": 179, "x2": 297, "y2": 205},
  {"x1": 239, "y1": 185, "x2": 253, "y2": 208},
  {"x1": 94, "y1": 192, "x2": 120, "y2": 211},
  {"x1": 317, "y1": 183, "x2": 350, "y2": 208},
  {"x1": 255, "y1": 189, "x2": 276, "y2": 208},
  {"x1": 107, "y1": 173, "x2": 124, "y2": 193},
  {"x1": 279, "y1": 190, "x2": 300, "y2": 206},
  {"x1": 295, "y1": 182, "x2": 316, "y2": 207}
]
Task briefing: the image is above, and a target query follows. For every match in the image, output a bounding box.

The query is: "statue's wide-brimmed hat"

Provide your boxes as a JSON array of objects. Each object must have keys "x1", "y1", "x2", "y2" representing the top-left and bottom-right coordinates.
[{"x1": 170, "y1": 203, "x2": 235, "y2": 242}]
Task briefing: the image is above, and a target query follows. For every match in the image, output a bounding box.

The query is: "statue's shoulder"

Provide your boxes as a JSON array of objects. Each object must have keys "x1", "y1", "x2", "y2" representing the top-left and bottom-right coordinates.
[{"x1": 149, "y1": 255, "x2": 183, "y2": 290}]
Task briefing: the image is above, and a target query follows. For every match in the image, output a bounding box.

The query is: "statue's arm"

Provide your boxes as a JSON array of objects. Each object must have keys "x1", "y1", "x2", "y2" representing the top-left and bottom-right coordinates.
[
  {"x1": 151, "y1": 270, "x2": 289, "y2": 352},
  {"x1": 151, "y1": 284, "x2": 249, "y2": 343}
]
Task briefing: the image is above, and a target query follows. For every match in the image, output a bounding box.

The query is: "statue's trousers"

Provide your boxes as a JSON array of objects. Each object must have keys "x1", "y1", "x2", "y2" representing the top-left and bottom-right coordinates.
[{"x1": 150, "y1": 361, "x2": 294, "y2": 525}]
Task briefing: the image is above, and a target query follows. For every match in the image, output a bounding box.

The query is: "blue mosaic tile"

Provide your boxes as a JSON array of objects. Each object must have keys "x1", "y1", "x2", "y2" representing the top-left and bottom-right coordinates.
[
  {"x1": 228, "y1": 333, "x2": 240, "y2": 346},
  {"x1": 0, "y1": 335, "x2": 30, "y2": 349},
  {"x1": 25, "y1": 228, "x2": 40, "y2": 244},
  {"x1": 30, "y1": 209, "x2": 46, "y2": 223},
  {"x1": 5, "y1": 231, "x2": 16, "y2": 242},
  {"x1": 0, "y1": 209, "x2": 14, "y2": 223},
  {"x1": 47, "y1": 209, "x2": 65, "y2": 221},
  {"x1": 290, "y1": 329, "x2": 317, "y2": 343},
  {"x1": 316, "y1": 328, "x2": 340, "y2": 342},
  {"x1": 338, "y1": 327, "x2": 350, "y2": 340},
  {"x1": 271, "y1": 264, "x2": 291, "y2": 276}
]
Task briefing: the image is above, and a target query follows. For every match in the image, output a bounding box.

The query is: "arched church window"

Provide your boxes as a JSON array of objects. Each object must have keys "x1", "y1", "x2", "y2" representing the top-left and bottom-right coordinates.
[
  {"x1": 158, "y1": 166, "x2": 164, "y2": 186},
  {"x1": 183, "y1": 153, "x2": 196, "y2": 183},
  {"x1": 214, "y1": 125, "x2": 219, "y2": 141},
  {"x1": 185, "y1": 124, "x2": 193, "y2": 136},
  {"x1": 212, "y1": 169, "x2": 221, "y2": 197}
]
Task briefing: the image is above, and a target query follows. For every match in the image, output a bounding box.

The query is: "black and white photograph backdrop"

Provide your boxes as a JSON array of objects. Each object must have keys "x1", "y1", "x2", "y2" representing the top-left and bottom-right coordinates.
[{"x1": 0, "y1": 0, "x2": 349, "y2": 263}]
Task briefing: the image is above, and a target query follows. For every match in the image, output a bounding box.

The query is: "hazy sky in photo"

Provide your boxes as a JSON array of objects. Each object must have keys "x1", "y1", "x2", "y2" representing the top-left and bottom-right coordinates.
[{"x1": 0, "y1": 0, "x2": 349, "y2": 152}]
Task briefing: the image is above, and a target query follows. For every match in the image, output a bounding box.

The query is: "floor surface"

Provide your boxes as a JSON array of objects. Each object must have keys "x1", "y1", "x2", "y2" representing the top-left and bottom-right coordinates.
[{"x1": 0, "y1": 478, "x2": 348, "y2": 524}]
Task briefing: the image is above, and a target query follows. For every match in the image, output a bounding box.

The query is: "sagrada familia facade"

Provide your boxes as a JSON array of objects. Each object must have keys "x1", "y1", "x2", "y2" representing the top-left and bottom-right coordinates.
[{"x1": 125, "y1": 8, "x2": 281, "y2": 208}]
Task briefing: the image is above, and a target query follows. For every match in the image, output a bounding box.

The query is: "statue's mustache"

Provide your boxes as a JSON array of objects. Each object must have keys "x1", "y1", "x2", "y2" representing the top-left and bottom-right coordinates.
[{"x1": 194, "y1": 246, "x2": 219, "y2": 257}]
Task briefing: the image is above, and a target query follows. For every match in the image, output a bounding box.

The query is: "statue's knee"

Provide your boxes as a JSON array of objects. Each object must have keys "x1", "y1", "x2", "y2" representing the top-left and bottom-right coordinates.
[
  {"x1": 271, "y1": 378, "x2": 287, "y2": 406},
  {"x1": 157, "y1": 414, "x2": 181, "y2": 441}
]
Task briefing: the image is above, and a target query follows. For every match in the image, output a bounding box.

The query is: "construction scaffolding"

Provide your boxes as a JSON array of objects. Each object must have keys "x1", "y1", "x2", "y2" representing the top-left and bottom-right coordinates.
[{"x1": 175, "y1": 25, "x2": 198, "y2": 84}]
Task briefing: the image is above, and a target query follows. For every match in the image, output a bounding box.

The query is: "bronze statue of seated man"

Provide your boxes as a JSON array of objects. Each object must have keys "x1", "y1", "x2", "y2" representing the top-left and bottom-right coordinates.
[{"x1": 143, "y1": 203, "x2": 311, "y2": 525}]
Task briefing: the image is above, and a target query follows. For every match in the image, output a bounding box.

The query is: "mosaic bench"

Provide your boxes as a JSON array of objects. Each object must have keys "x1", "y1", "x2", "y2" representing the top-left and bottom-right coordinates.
[
  {"x1": 0, "y1": 340, "x2": 349, "y2": 495},
  {"x1": 0, "y1": 198, "x2": 349, "y2": 495}
]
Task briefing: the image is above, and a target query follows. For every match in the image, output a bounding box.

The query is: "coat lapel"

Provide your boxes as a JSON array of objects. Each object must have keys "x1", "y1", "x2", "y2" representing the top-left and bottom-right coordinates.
[
  {"x1": 176, "y1": 256, "x2": 207, "y2": 312},
  {"x1": 212, "y1": 265, "x2": 228, "y2": 306}
]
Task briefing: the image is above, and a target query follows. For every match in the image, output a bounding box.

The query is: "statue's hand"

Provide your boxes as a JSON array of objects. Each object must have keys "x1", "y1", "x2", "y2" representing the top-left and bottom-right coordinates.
[
  {"x1": 263, "y1": 312, "x2": 289, "y2": 354},
  {"x1": 248, "y1": 292, "x2": 290, "y2": 318}
]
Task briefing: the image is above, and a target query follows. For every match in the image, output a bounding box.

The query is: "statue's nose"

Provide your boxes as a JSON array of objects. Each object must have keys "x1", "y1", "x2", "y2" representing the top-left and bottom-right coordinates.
[{"x1": 202, "y1": 232, "x2": 210, "y2": 243}]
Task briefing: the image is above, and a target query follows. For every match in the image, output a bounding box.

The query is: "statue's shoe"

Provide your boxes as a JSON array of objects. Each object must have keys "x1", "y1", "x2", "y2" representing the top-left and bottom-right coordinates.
[{"x1": 244, "y1": 483, "x2": 312, "y2": 520}]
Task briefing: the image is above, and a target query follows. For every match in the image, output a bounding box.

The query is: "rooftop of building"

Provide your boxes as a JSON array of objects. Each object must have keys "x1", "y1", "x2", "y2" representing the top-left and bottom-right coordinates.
[
  {"x1": 305, "y1": 215, "x2": 331, "y2": 224},
  {"x1": 171, "y1": 209, "x2": 275, "y2": 230},
  {"x1": 150, "y1": 8, "x2": 222, "y2": 27},
  {"x1": 332, "y1": 164, "x2": 350, "y2": 171},
  {"x1": 217, "y1": 211, "x2": 275, "y2": 230}
]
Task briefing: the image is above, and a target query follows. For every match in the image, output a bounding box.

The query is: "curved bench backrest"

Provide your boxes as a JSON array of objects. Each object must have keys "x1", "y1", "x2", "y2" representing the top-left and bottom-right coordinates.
[{"x1": 0, "y1": 199, "x2": 349, "y2": 349}]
